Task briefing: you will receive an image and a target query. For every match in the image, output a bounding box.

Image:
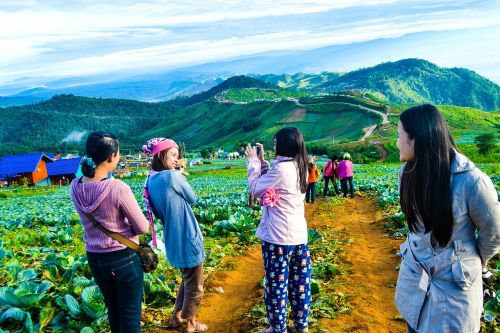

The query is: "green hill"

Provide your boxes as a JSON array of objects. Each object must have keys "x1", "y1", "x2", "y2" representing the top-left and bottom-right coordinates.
[
  {"x1": 137, "y1": 96, "x2": 384, "y2": 150},
  {"x1": 254, "y1": 72, "x2": 339, "y2": 90},
  {"x1": 223, "y1": 88, "x2": 310, "y2": 103},
  {"x1": 174, "y1": 75, "x2": 275, "y2": 105},
  {"x1": 323, "y1": 59, "x2": 500, "y2": 111},
  {"x1": 0, "y1": 75, "x2": 498, "y2": 159},
  {"x1": 0, "y1": 94, "x2": 177, "y2": 154},
  {"x1": 256, "y1": 59, "x2": 500, "y2": 111}
]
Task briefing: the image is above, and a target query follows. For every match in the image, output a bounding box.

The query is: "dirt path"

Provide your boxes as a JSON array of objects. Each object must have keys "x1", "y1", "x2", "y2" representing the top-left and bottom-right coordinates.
[
  {"x1": 152, "y1": 197, "x2": 404, "y2": 332},
  {"x1": 361, "y1": 124, "x2": 378, "y2": 141},
  {"x1": 151, "y1": 247, "x2": 264, "y2": 333},
  {"x1": 372, "y1": 142, "x2": 388, "y2": 161},
  {"x1": 195, "y1": 248, "x2": 264, "y2": 332},
  {"x1": 307, "y1": 197, "x2": 405, "y2": 332}
]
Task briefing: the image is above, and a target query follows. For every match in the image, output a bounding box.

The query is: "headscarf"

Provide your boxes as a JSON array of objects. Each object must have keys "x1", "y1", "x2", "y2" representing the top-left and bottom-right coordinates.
[{"x1": 142, "y1": 137, "x2": 179, "y2": 247}]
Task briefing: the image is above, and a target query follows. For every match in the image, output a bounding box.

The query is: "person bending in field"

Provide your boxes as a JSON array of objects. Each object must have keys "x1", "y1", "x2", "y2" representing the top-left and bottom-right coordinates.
[
  {"x1": 394, "y1": 104, "x2": 500, "y2": 333},
  {"x1": 70, "y1": 132, "x2": 149, "y2": 333},
  {"x1": 246, "y1": 127, "x2": 311, "y2": 333},
  {"x1": 142, "y1": 138, "x2": 207, "y2": 333}
]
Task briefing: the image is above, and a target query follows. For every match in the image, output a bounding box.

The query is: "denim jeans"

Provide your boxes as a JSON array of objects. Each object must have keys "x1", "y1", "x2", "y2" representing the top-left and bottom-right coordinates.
[
  {"x1": 340, "y1": 176, "x2": 354, "y2": 198},
  {"x1": 305, "y1": 182, "x2": 316, "y2": 203},
  {"x1": 87, "y1": 248, "x2": 144, "y2": 333},
  {"x1": 323, "y1": 176, "x2": 340, "y2": 196}
]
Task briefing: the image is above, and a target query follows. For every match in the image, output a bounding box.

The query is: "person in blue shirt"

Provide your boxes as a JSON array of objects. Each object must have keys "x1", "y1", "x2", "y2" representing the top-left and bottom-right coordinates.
[{"x1": 143, "y1": 138, "x2": 207, "y2": 333}]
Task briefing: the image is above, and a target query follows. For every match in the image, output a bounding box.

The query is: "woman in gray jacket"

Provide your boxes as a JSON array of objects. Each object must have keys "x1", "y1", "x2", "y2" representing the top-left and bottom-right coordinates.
[{"x1": 394, "y1": 104, "x2": 500, "y2": 333}]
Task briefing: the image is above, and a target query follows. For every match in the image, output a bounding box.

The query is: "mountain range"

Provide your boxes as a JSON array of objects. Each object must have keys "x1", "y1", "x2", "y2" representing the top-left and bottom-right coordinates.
[
  {"x1": 1, "y1": 59, "x2": 498, "y2": 112},
  {"x1": 0, "y1": 66, "x2": 498, "y2": 157}
]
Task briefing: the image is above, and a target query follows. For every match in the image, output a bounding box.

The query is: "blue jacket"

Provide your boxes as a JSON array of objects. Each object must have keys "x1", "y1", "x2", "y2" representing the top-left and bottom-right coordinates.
[{"x1": 148, "y1": 170, "x2": 205, "y2": 268}]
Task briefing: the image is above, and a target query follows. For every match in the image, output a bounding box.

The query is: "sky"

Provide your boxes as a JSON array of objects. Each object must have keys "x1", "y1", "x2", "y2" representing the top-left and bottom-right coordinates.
[{"x1": 0, "y1": 0, "x2": 499, "y2": 85}]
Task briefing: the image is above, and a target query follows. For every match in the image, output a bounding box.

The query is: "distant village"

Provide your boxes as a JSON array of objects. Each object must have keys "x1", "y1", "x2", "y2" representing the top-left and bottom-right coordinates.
[{"x1": 0, "y1": 148, "x2": 242, "y2": 187}]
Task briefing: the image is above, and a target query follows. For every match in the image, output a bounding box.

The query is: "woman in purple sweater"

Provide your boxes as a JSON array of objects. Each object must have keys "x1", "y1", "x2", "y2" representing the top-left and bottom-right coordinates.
[{"x1": 70, "y1": 132, "x2": 149, "y2": 333}]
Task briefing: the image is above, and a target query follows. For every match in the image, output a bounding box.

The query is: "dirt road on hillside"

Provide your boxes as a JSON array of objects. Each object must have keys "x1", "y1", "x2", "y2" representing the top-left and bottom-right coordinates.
[{"x1": 152, "y1": 197, "x2": 405, "y2": 333}]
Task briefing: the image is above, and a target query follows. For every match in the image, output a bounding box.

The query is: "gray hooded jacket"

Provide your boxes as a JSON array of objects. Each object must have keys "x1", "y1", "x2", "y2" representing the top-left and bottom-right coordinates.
[{"x1": 395, "y1": 152, "x2": 500, "y2": 333}]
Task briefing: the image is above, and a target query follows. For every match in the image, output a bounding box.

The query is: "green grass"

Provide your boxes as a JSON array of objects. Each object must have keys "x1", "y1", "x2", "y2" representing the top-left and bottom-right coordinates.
[
  {"x1": 225, "y1": 88, "x2": 309, "y2": 102},
  {"x1": 439, "y1": 106, "x2": 499, "y2": 130},
  {"x1": 138, "y1": 96, "x2": 383, "y2": 151}
]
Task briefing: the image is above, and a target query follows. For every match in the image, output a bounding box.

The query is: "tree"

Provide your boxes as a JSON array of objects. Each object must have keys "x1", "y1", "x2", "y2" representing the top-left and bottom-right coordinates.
[
  {"x1": 234, "y1": 140, "x2": 248, "y2": 153},
  {"x1": 200, "y1": 149, "x2": 211, "y2": 159},
  {"x1": 178, "y1": 141, "x2": 187, "y2": 157},
  {"x1": 474, "y1": 133, "x2": 497, "y2": 155}
]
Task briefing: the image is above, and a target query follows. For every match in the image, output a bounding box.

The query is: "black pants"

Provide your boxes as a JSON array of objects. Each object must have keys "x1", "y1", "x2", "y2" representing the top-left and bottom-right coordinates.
[
  {"x1": 87, "y1": 248, "x2": 144, "y2": 333},
  {"x1": 323, "y1": 176, "x2": 340, "y2": 196},
  {"x1": 340, "y1": 177, "x2": 354, "y2": 198}
]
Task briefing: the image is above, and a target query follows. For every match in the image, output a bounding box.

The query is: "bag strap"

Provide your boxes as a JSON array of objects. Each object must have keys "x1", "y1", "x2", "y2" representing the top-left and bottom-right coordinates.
[
  {"x1": 144, "y1": 175, "x2": 158, "y2": 247},
  {"x1": 84, "y1": 212, "x2": 139, "y2": 251}
]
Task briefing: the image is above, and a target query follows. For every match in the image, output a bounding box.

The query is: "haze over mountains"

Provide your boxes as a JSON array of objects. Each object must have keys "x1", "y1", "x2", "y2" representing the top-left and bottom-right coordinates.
[{"x1": 1, "y1": 59, "x2": 499, "y2": 112}]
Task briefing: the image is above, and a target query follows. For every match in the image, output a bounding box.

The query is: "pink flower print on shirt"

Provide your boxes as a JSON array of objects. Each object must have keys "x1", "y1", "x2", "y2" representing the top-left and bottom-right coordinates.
[{"x1": 259, "y1": 188, "x2": 280, "y2": 207}]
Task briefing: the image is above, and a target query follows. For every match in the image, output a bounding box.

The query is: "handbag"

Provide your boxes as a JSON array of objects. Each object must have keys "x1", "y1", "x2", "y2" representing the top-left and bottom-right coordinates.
[{"x1": 84, "y1": 212, "x2": 159, "y2": 273}]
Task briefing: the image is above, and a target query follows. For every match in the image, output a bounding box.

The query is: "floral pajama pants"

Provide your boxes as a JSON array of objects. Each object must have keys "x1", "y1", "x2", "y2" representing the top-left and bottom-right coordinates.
[{"x1": 262, "y1": 241, "x2": 311, "y2": 333}]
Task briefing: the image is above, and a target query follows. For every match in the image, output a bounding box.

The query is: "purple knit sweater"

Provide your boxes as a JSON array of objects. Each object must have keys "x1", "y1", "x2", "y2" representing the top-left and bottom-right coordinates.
[{"x1": 70, "y1": 178, "x2": 149, "y2": 253}]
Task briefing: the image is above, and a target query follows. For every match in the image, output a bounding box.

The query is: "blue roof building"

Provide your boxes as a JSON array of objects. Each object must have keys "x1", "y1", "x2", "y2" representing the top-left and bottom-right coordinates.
[
  {"x1": 46, "y1": 157, "x2": 82, "y2": 176},
  {"x1": 0, "y1": 153, "x2": 54, "y2": 185},
  {"x1": 46, "y1": 157, "x2": 82, "y2": 185}
]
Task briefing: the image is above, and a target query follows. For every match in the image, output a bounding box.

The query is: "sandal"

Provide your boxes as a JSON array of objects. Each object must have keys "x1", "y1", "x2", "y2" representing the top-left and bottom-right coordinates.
[
  {"x1": 289, "y1": 324, "x2": 309, "y2": 333},
  {"x1": 166, "y1": 316, "x2": 186, "y2": 328},
  {"x1": 185, "y1": 320, "x2": 208, "y2": 333},
  {"x1": 260, "y1": 328, "x2": 274, "y2": 333}
]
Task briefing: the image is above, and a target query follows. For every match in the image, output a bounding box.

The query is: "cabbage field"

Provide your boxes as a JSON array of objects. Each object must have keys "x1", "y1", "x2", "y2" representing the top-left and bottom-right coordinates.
[{"x1": 0, "y1": 160, "x2": 498, "y2": 332}]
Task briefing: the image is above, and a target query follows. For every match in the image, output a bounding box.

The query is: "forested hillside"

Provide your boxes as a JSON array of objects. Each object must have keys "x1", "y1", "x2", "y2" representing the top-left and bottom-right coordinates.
[
  {"x1": 257, "y1": 59, "x2": 500, "y2": 111},
  {"x1": 0, "y1": 74, "x2": 498, "y2": 156},
  {"x1": 0, "y1": 95, "x2": 178, "y2": 154}
]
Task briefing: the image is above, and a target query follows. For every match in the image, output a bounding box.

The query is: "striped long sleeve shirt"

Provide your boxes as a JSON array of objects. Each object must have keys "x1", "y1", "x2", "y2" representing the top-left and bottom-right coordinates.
[{"x1": 70, "y1": 178, "x2": 149, "y2": 253}]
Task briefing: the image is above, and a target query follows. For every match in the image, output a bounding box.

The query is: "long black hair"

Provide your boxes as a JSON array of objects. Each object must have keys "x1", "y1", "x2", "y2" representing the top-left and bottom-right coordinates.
[
  {"x1": 399, "y1": 104, "x2": 456, "y2": 247},
  {"x1": 274, "y1": 127, "x2": 308, "y2": 193},
  {"x1": 81, "y1": 132, "x2": 119, "y2": 178}
]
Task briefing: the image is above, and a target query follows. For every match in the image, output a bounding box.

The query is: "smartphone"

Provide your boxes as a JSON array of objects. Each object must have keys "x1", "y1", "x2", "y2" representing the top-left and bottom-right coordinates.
[{"x1": 256, "y1": 145, "x2": 262, "y2": 157}]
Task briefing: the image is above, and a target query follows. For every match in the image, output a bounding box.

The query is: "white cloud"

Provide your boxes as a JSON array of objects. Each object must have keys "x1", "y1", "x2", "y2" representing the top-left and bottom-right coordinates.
[{"x1": 0, "y1": 0, "x2": 498, "y2": 83}]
